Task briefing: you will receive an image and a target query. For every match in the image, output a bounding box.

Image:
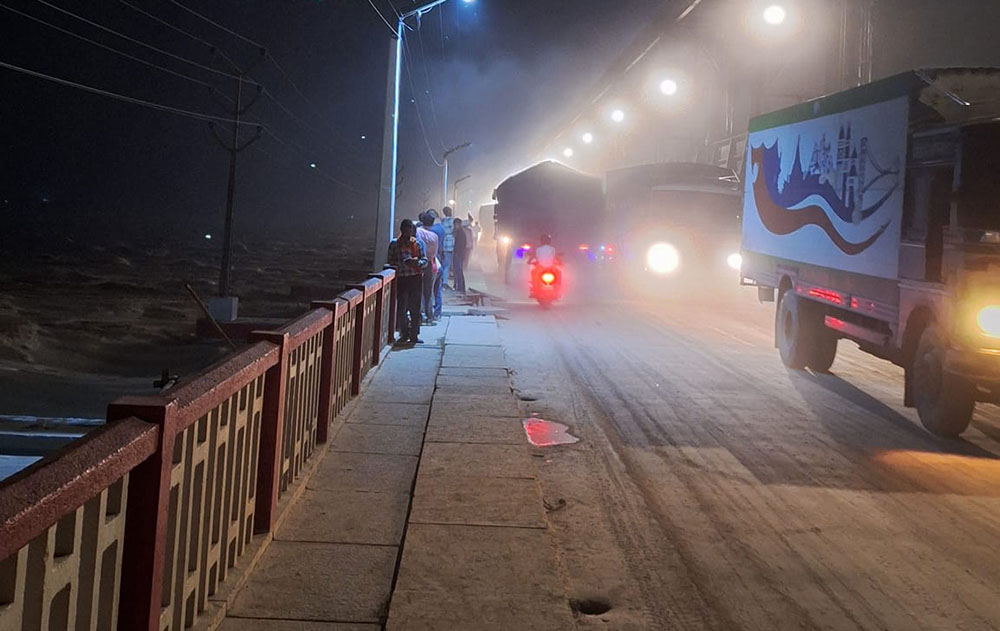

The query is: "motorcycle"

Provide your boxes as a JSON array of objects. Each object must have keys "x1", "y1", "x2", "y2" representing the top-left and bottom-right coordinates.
[{"x1": 529, "y1": 261, "x2": 563, "y2": 308}]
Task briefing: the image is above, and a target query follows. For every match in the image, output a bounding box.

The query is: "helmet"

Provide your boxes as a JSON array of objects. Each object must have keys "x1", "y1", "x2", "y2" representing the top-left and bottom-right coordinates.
[{"x1": 540, "y1": 234, "x2": 552, "y2": 245}]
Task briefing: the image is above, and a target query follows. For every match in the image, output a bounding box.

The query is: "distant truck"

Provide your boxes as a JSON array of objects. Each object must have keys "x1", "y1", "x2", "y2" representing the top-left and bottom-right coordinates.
[
  {"x1": 741, "y1": 68, "x2": 1000, "y2": 436},
  {"x1": 606, "y1": 162, "x2": 742, "y2": 281},
  {"x1": 492, "y1": 161, "x2": 606, "y2": 281}
]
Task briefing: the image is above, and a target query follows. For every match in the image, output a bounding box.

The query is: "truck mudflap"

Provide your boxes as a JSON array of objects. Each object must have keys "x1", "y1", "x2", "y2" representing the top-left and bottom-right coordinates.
[{"x1": 946, "y1": 348, "x2": 1000, "y2": 395}]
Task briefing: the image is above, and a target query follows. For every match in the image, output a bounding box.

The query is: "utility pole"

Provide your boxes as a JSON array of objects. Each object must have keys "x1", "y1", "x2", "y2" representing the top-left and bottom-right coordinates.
[
  {"x1": 452, "y1": 174, "x2": 471, "y2": 207},
  {"x1": 441, "y1": 142, "x2": 471, "y2": 209},
  {"x1": 210, "y1": 59, "x2": 263, "y2": 306},
  {"x1": 376, "y1": 0, "x2": 469, "y2": 271}
]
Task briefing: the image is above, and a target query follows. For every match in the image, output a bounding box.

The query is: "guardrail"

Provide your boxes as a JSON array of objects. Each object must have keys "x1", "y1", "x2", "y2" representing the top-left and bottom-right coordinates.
[{"x1": 0, "y1": 269, "x2": 397, "y2": 631}]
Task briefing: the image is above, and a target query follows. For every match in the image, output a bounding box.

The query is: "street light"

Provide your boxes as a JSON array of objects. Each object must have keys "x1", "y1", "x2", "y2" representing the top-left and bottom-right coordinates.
[
  {"x1": 659, "y1": 78, "x2": 679, "y2": 96},
  {"x1": 442, "y1": 142, "x2": 471, "y2": 209},
  {"x1": 375, "y1": 0, "x2": 475, "y2": 270},
  {"x1": 762, "y1": 4, "x2": 787, "y2": 25},
  {"x1": 581, "y1": 132, "x2": 594, "y2": 144},
  {"x1": 562, "y1": 147, "x2": 574, "y2": 158},
  {"x1": 610, "y1": 109, "x2": 625, "y2": 123},
  {"x1": 452, "y1": 174, "x2": 471, "y2": 208}
]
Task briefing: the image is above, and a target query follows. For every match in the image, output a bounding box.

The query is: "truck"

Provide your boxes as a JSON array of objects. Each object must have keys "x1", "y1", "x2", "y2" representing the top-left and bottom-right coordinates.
[
  {"x1": 492, "y1": 160, "x2": 606, "y2": 281},
  {"x1": 606, "y1": 162, "x2": 742, "y2": 283},
  {"x1": 741, "y1": 68, "x2": 1000, "y2": 437}
]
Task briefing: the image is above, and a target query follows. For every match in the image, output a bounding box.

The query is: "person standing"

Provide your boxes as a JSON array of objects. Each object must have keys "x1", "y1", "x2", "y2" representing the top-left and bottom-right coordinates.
[
  {"x1": 416, "y1": 211, "x2": 440, "y2": 325},
  {"x1": 462, "y1": 217, "x2": 475, "y2": 263},
  {"x1": 386, "y1": 219, "x2": 427, "y2": 345},
  {"x1": 436, "y1": 206, "x2": 456, "y2": 289},
  {"x1": 453, "y1": 217, "x2": 468, "y2": 294}
]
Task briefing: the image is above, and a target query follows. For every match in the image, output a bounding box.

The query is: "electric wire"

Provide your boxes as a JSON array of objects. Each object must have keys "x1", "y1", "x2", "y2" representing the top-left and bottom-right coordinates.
[
  {"x1": 415, "y1": 23, "x2": 445, "y2": 151},
  {"x1": 29, "y1": 0, "x2": 258, "y2": 86},
  {"x1": 128, "y1": 0, "x2": 352, "y2": 157},
  {"x1": 21, "y1": 0, "x2": 364, "y2": 195},
  {"x1": 165, "y1": 0, "x2": 265, "y2": 50},
  {"x1": 0, "y1": 3, "x2": 232, "y2": 102},
  {"x1": 261, "y1": 128, "x2": 364, "y2": 193},
  {"x1": 252, "y1": 144, "x2": 362, "y2": 197},
  {"x1": 401, "y1": 37, "x2": 444, "y2": 167},
  {"x1": 265, "y1": 55, "x2": 350, "y2": 145},
  {"x1": 365, "y1": 0, "x2": 397, "y2": 37},
  {"x1": 113, "y1": 0, "x2": 362, "y2": 170},
  {"x1": 114, "y1": 0, "x2": 240, "y2": 72},
  {"x1": 0, "y1": 58, "x2": 249, "y2": 124}
]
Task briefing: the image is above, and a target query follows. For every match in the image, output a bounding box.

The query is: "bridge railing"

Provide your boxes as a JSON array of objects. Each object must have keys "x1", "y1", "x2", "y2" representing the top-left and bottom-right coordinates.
[
  {"x1": 0, "y1": 270, "x2": 397, "y2": 631},
  {"x1": 0, "y1": 418, "x2": 157, "y2": 631}
]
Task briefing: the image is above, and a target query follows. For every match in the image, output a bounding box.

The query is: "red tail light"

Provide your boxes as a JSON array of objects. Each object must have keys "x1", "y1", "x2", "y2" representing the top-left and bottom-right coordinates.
[
  {"x1": 541, "y1": 271, "x2": 556, "y2": 285},
  {"x1": 521, "y1": 243, "x2": 532, "y2": 250}
]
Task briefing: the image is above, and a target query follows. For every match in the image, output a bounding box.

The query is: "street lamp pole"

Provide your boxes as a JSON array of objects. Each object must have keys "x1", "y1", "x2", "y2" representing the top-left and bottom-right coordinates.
[
  {"x1": 452, "y1": 174, "x2": 471, "y2": 207},
  {"x1": 441, "y1": 142, "x2": 471, "y2": 209},
  {"x1": 375, "y1": 0, "x2": 460, "y2": 271}
]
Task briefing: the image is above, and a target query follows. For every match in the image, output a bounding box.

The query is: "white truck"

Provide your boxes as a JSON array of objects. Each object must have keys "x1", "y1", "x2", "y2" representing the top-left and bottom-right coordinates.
[{"x1": 741, "y1": 68, "x2": 1000, "y2": 436}]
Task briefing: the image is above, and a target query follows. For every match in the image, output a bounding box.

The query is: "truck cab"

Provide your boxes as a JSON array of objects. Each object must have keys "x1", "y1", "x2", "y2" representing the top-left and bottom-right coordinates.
[{"x1": 742, "y1": 68, "x2": 1000, "y2": 436}]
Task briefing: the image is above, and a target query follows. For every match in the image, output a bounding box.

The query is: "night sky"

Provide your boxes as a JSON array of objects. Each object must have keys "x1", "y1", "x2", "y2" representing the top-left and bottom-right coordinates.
[
  {"x1": 2, "y1": 0, "x2": 1000, "y2": 249},
  {"x1": 0, "y1": 0, "x2": 660, "y2": 247}
]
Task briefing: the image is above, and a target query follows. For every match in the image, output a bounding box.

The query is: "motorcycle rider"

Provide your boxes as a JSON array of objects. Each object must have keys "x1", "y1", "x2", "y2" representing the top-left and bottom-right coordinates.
[
  {"x1": 528, "y1": 234, "x2": 560, "y2": 297},
  {"x1": 530, "y1": 234, "x2": 557, "y2": 267}
]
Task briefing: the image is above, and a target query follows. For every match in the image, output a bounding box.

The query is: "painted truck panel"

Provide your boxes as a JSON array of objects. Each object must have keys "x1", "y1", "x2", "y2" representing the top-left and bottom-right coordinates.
[{"x1": 742, "y1": 96, "x2": 910, "y2": 280}]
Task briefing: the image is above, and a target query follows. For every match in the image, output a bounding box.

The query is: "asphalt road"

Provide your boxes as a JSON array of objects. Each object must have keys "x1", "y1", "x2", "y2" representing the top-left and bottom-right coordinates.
[{"x1": 485, "y1": 270, "x2": 1000, "y2": 631}]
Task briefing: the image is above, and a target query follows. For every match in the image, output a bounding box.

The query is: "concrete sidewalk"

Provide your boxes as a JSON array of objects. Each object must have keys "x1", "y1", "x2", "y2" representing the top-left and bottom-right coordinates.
[
  {"x1": 386, "y1": 315, "x2": 574, "y2": 630},
  {"x1": 219, "y1": 311, "x2": 574, "y2": 630}
]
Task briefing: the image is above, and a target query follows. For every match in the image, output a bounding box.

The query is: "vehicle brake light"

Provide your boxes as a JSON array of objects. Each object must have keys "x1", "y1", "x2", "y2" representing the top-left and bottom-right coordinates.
[
  {"x1": 521, "y1": 243, "x2": 532, "y2": 250},
  {"x1": 541, "y1": 271, "x2": 556, "y2": 285},
  {"x1": 578, "y1": 244, "x2": 589, "y2": 251}
]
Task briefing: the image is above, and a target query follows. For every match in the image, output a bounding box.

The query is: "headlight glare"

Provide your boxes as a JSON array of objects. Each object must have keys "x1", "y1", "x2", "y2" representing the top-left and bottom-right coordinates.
[
  {"x1": 646, "y1": 243, "x2": 680, "y2": 275},
  {"x1": 977, "y1": 305, "x2": 1000, "y2": 338}
]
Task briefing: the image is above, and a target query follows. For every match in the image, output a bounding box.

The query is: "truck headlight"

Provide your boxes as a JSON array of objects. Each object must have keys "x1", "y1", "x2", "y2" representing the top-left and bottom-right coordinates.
[
  {"x1": 726, "y1": 253, "x2": 743, "y2": 271},
  {"x1": 646, "y1": 242, "x2": 680, "y2": 274},
  {"x1": 977, "y1": 305, "x2": 1000, "y2": 338}
]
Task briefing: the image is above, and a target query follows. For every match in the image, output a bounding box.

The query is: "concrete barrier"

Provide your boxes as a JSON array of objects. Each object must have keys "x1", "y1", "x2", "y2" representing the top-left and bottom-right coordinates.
[{"x1": 0, "y1": 269, "x2": 397, "y2": 631}]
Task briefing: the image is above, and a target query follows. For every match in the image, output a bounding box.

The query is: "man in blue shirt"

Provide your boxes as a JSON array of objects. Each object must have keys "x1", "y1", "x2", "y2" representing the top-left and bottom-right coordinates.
[{"x1": 429, "y1": 208, "x2": 450, "y2": 318}]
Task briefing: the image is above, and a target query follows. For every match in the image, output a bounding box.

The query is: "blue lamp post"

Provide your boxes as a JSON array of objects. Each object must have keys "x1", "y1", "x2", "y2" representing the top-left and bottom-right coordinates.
[{"x1": 374, "y1": 0, "x2": 473, "y2": 269}]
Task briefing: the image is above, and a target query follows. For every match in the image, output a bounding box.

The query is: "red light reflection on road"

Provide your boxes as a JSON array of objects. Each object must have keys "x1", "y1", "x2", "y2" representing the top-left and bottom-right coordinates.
[{"x1": 522, "y1": 418, "x2": 579, "y2": 447}]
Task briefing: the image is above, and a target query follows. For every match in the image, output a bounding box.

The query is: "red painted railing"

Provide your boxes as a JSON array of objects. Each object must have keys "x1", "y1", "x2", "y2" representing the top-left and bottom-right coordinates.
[{"x1": 0, "y1": 274, "x2": 397, "y2": 631}]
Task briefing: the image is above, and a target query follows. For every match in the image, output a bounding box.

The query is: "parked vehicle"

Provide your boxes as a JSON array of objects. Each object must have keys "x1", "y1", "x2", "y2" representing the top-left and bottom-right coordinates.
[{"x1": 741, "y1": 68, "x2": 1000, "y2": 436}]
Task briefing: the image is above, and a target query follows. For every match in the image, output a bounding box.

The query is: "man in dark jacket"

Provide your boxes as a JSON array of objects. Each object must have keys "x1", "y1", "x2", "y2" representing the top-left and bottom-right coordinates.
[
  {"x1": 453, "y1": 218, "x2": 468, "y2": 294},
  {"x1": 386, "y1": 219, "x2": 427, "y2": 345}
]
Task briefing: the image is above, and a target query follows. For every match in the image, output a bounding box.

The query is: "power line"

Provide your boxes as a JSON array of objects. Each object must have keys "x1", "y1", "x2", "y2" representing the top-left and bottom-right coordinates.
[
  {"x1": 135, "y1": 0, "x2": 351, "y2": 158},
  {"x1": 261, "y1": 128, "x2": 364, "y2": 194},
  {"x1": 114, "y1": 0, "x2": 240, "y2": 71},
  {"x1": 165, "y1": 0, "x2": 265, "y2": 50},
  {"x1": 30, "y1": 0, "x2": 258, "y2": 86},
  {"x1": 415, "y1": 23, "x2": 445, "y2": 151},
  {"x1": 0, "y1": 3, "x2": 231, "y2": 100},
  {"x1": 401, "y1": 38, "x2": 444, "y2": 167},
  {"x1": 365, "y1": 0, "x2": 397, "y2": 37},
  {"x1": 0, "y1": 58, "x2": 247, "y2": 124}
]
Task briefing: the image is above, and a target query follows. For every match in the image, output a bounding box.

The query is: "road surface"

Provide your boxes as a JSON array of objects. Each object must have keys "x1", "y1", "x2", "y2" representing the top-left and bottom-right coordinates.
[{"x1": 486, "y1": 272, "x2": 1000, "y2": 631}]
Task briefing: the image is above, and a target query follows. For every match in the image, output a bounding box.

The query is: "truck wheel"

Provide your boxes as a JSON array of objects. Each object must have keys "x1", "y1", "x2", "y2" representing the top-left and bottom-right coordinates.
[
  {"x1": 776, "y1": 291, "x2": 837, "y2": 371},
  {"x1": 911, "y1": 325, "x2": 975, "y2": 437}
]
